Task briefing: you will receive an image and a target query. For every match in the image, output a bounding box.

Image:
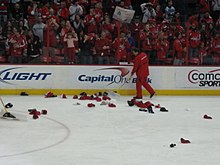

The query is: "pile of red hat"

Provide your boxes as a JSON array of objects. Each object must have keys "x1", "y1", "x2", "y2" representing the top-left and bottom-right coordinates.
[{"x1": 28, "y1": 108, "x2": 48, "y2": 120}]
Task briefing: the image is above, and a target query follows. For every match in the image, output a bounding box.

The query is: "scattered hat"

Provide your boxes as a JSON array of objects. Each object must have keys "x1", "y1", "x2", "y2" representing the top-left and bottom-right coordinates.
[
  {"x1": 87, "y1": 103, "x2": 95, "y2": 107},
  {"x1": 147, "y1": 106, "x2": 154, "y2": 113},
  {"x1": 45, "y1": 91, "x2": 57, "y2": 98},
  {"x1": 73, "y1": 102, "x2": 81, "y2": 105},
  {"x1": 73, "y1": 95, "x2": 78, "y2": 99},
  {"x1": 41, "y1": 110, "x2": 47, "y2": 115},
  {"x1": 103, "y1": 92, "x2": 108, "y2": 96},
  {"x1": 61, "y1": 94, "x2": 67, "y2": 99},
  {"x1": 79, "y1": 95, "x2": 86, "y2": 100},
  {"x1": 80, "y1": 92, "x2": 87, "y2": 96},
  {"x1": 155, "y1": 104, "x2": 161, "y2": 108},
  {"x1": 127, "y1": 100, "x2": 134, "y2": 106},
  {"x1": 102, "y1": 95, "x2": 111, "y2": 100},
  {"x1": 170, "y1": 143, "x2": 176, "y2": 148},
  {"x1": 100, "y1": 100, "x2": 108, "y2": 105},
  {"x1": 108, "y1": 103, "x2": 116, "y2": 108},
  {"x1": 5, "y1": 103, "x2": 13, "y2": 108},
  {"x1": 203, "y1": 114, "x2": 212, "y2": 119},
  {"x1": 29, "y1": 109, "x2": 37, "y2": 115},
  {"x1": 180, "y1": 138, "x2": 191, "y2": 144},
  {"x1": 95, "y1": 97, "x2": 101, "y2": 102},
  {"x1": 160, "y1": 107, "x2": 168, "y2": 112},
  {"x1": 20, "y1": 92, "x2": 29, "y2": 96}
]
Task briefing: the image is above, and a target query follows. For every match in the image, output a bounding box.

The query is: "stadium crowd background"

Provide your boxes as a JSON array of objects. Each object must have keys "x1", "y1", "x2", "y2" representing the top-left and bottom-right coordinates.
[{"x1": 0, "y1": 0, "x2": 219, "y2": 65}]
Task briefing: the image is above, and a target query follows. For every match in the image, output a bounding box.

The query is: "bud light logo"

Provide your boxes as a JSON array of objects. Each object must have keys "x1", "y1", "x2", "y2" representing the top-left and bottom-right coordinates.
[
  {"x1": 188, "y1": 69, "x2": 220, "y2": 87},
  {"x1": 0, "y1": 67, "x2": 52, "y2": 85}
]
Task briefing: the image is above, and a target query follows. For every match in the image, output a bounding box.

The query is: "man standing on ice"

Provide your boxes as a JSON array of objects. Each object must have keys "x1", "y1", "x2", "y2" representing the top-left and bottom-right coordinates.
[{"x1": 129, "y1": 47, "x2": 155, "y2": 99}]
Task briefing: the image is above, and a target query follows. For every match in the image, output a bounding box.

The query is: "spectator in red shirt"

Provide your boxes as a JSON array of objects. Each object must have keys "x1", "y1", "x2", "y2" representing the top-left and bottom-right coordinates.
[
  {"x1": 173, "y1": 32, "x2": 185, "y2": 65},
  {"x1": 188, "y1": 23, "x2": 201, "y2": 58},
  {"x1": 129, "y1": 17, "x2": 143, "y2": 47},
  {"x1": 84, "y1": 7, "x2": 98, "y2": 33},
  {"x1": 202, "y1": 40, "x2": 213, "y2": 65},
  {"x1": 211, "y1": 33, "x2": 220, "y2": 64},
  {"x1": 94, "y1": 2, "x2": 103, "y2": 25},
  {"x1": 57, "y1": 1, "x2": 70, "y2": 21},
  {"x1": 37, "y1": 2, "x2": 50, "y2": 22},
  {"x1": 198, "y1": 0, "x2": 210, "y2": 15},
  {"x1": 8, "y1": 27, "x2": 27, "y2": 64},
  {"x1": 155, "y1": 32, "x2": 169, "y2": 64},
  {"x1": 99, "y1": 14, "x2": 115, "y2": 40},
  {"x1": 27, "y1": 1, "x2": 38, "y2": 27},
  {"x1": 47, "y1": 7, "x2": 60, "y2": 25},
  {"x1": 43, "y1": 16, "x2": 59, "y2": 59},
  {"x1": 140, "y1": 23, "x2": 153, "y2": 60},
  {"x1": 199, "y1": 42, "x2": 208, "y2": 65},
  {"x1": 200, "y1": 12, "x2": 213, "y2": 25},
  {"x1": 94, "y1": 30, "x2": 111, "y2": 64},
  {"x1": 112, "y1": 31, "x2": 131, "y2": 63}
]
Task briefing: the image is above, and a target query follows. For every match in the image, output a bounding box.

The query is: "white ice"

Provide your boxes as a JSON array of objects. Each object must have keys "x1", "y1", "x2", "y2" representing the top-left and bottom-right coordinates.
[{"x1": 0, "y1": 95, "x2": 220, "y2": 165}]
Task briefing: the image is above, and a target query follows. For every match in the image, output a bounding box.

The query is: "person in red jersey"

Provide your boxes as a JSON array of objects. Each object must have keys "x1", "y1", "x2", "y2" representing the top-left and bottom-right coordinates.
[
  {"x1": 94, "y1": 30, "x2": 111, "y2": 64},
  {"x1": 112, "y1": 31, "x2": 131, "y2": 63},
  {"x1": 8, "y1": 27, "x2": 27, "y2": 64},
  {"x1": 57, "y1": 1, "x2": 70, "y2": 21},
  {"x1": 129, "y1": 48, "x2": 155, "y2": 99}
]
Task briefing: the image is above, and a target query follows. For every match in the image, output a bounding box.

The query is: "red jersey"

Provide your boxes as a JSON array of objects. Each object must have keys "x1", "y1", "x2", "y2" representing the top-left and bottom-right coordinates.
[
  {"x1": 189, "y1": 30, "x2": 201, "y2": 48},
  {"x1": 173, "y1": 38, "x2": 184, "y2": 58},
  {"x1": 58, "y1": 8, "x2": 70, "y2": 20},
  {"x1": 155, "y1": 39, "x2": 169, "y2": 60},
  {"x1": 140, "y1": 30, "x2": 153, "y2": 51},
  {"x1": 95, "y1": 38, "x2": 111, "y2": 56},
  {"x1": 113, "y1": 38, "x2": 130, "y2": 62},
  {"x1": 9, "y1": 34, "x2": 27, "y2": 56},
  {"x1": 131, "y1": 52, "x2": 149, "y2": 77},
  {"x1": 199, "y1": 0, "x2": 210, "y2": 13},
  {"x1": 212, "y1": 37, "x2": 220, "y2": 55}
]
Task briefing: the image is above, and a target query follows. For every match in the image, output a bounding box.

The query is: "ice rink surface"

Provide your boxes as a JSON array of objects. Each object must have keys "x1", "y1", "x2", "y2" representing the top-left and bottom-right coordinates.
[{"x1": 0, "y1": 94, "x2": 220, "y2": 165}]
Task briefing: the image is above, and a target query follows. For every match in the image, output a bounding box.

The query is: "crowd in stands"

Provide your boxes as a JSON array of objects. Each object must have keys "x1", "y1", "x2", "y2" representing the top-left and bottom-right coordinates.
[{"x1": 0, "y1": 0, "x2": 219, "y2": 65}]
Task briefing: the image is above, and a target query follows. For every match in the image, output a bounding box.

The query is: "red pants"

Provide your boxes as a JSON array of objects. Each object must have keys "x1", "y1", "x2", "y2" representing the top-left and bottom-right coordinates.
[
  {"x1": 136, "y1": 76, "x2": 155, "y2": 97},
  {"x1": 67, "y1": 47, "x2": 75, "y2": 63}
]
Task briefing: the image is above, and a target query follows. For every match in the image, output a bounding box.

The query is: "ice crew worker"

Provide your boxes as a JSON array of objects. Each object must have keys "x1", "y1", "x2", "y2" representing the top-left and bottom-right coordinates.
[{"x1": 129, "y1": 47, "x2": 155, "y2": 99}]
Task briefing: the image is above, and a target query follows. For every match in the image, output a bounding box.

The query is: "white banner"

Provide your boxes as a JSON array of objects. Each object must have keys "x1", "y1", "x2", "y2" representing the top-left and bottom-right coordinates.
[
  {"x1": 113, "y1": 6, "x2": 135, "y2": 23},
  {"x1": 1, "y1": 65, "x2": 220, "y2": 90},
  {"x1": 0, "y1": 65, "x2": 134, "y2": 89}
]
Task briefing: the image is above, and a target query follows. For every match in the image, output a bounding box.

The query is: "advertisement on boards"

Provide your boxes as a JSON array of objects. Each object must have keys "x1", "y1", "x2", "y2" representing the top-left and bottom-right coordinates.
[
  {"x1": 0, "y1": 65, "x2": 139, "y2": 89},
  {"x1": 175, "y1": 67, "x2": 220, "y2": 88}
]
